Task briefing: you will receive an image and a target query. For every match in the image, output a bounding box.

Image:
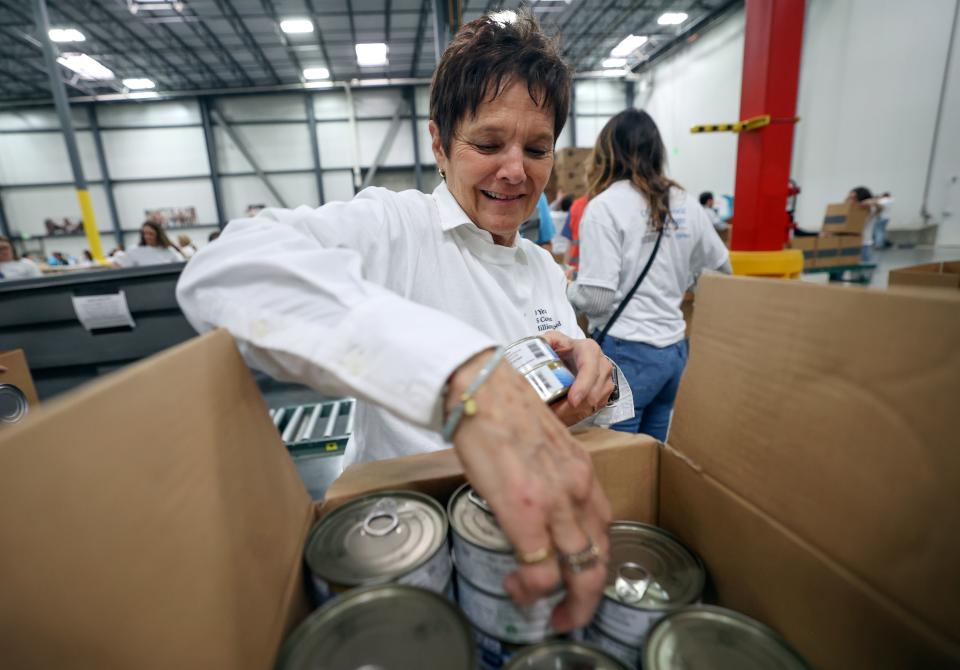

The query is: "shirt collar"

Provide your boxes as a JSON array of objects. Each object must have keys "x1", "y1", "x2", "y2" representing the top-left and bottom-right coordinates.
[{"x1": 432, "y1": 182, "x2": 522, "y2": 248}]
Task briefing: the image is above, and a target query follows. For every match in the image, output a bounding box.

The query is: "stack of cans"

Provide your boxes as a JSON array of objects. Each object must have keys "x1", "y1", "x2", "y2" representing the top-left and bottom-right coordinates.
[
  {"x1": 504, "y1": 336, "x2": 574, "y2": 405},
  {"x1": 449, "y1": 483, "x2": 563, "y2": 670}
]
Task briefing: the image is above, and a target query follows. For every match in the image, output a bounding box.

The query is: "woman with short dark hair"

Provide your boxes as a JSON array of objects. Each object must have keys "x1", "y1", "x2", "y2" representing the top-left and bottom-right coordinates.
[
  {"x1": 178, "y1": 10, "x2": 623, "y2": 630},
  {"x1": 568, "y1": 109, "x2": 730, "y2": 442}
]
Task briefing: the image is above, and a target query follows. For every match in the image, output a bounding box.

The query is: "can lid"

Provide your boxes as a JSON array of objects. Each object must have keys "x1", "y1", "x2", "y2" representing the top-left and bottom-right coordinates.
[
  {"x1": 504, "y1": 640, "x2": 628, "y2": 670},
  {"x1": 306, "y1": 491, "x2": 447, "y2": 585},
  {"x1": 448, "y1": 482, "x2": 511, "y2": 552},
  {"x1": 276, "y1": 584, "x2": 475, "y2": 670},
  {"x1": 643, "y1": 605, "x2": 812, "y2": 670},
  {"x1": 604, "y1": 521, "x2": 704, "y2": 610},
  {"x1": 0, "y1": 384, "x2": 28, "y2": 424}
]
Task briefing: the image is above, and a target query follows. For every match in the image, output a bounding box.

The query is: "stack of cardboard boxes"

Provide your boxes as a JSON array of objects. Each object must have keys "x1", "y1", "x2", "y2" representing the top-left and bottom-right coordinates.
[
  {"x1": 789, "y1": 202, "x2": 869, "y2": 270},
  {"x1": 547, "y1": 147, "x2": 593, "y2": 199}
]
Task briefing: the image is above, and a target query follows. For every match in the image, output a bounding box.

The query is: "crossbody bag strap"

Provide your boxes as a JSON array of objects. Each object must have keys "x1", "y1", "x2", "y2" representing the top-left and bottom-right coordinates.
[{"x1": 593, "y1": 226, "x2": 665, "y2": 347}]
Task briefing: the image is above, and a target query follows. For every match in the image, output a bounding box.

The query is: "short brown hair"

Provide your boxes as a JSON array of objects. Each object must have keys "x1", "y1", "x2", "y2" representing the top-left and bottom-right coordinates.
[
  {"x1": 430, "y1": 10, "x2": 572, "y2": 154},
  {"x1": 0, "y1": 235, "x2": 18, "y2": 260}
]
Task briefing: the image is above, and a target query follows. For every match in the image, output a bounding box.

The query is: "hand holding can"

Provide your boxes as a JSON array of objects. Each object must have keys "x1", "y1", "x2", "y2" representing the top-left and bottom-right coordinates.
[
  {"x1": 444, "y1": 348, "x2": 612, "y2": 632},
  {"x1": 538, "y1": 331, "x2": 615, "y2": 427}
]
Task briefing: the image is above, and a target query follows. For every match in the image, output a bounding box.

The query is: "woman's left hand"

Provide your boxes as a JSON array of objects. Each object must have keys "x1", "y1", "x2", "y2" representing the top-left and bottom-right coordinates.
[{"x1": 541, "y1": 331, "x2": 614, "y2": 426}]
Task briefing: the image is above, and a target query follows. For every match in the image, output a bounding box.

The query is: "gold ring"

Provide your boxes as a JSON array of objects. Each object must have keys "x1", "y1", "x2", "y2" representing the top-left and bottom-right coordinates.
[{"x1": 516, "y1": 546, "x2": 554, "y2": 565}]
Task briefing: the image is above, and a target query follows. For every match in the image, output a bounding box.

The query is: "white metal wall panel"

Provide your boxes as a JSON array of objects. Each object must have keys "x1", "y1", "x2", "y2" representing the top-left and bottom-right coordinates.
[
  {"x1": 315, "y1": 121, "x2": 356, "y2": 169},
  {"x1": 0, "y1": 131, "x2": 102, "y2": 185},
  {"x1": 353, "y1": 89, "x2": 406, "y2": 118},
  {"x1": 2, "y1": 184, "x2": 110, "y2": 237},
  {"x1": 312, "y1": 90, "x2": 350, "y2": 119},
  {"x1": 0, "y1": 106, "x2": 87, "y2": 131},
  {"x1": 112, "y1": 178, "x2": 217, "y2": 229},
  {"x1": 415, "y1": 85, "x2": 431, "y2": 117},
  {"x1": 557, "y1": 122, "x2": 573, "y2": 150},
  {"x1": 321, "y1": 171, "x2": 355, "y2": 202},
  {"x1": 101, "y1": 127, "x2": 210, "y2": 179},
  {"x1": 218, "y1": 95, "x2": 307, "y2": 121},
  {"x1": 220, "y1": 173, "x2": 319, "y2": 220},
  {"x1": 575, "y1": 80, "x2": 627, "y2": 115},
  {"x1": 214, "y1": 123, "x2": 313, "y2": 173},
  {"x1": 95, "y1": 100, "x2": 200, "y2": 127},
  {"x1": 357, "y1": 119, "x2": 415, "y2": 166},
  {"x1": 417, "y1": 119, "x2": 437, "y2": 165}
]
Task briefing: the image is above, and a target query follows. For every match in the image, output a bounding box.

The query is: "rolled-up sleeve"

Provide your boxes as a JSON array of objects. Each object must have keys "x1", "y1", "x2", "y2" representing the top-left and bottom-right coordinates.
[{"x1": 176, "y1": 188, "x2": 496, "y2": 431}]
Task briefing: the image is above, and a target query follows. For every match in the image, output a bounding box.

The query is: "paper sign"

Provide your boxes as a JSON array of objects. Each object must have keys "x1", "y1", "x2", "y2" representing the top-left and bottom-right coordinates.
[{"x1": 71, "y1": 291, "x2": 136, "y2": 331}]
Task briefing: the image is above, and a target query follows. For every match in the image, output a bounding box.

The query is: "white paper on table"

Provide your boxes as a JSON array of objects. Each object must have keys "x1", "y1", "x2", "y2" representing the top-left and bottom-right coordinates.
[{"x1": 71, "y1": 291, "x2": 136, "y2": 331}]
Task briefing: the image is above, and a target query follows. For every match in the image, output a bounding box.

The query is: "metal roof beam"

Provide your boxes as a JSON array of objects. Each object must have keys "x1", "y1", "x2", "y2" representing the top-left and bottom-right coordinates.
[
  {"x1": 566, "y1": 0, "x2": 649, "y2": 68},
  {"x1": 153, "y1": 21, "x2": 230, "y2": 87},
  {"x1": 410, "y1": 0, "x2": 430, "y2": 78},
  {"x1": 261, "y1": 0, "x2": 305, "y2": 81},
  {"x1": 211, "y1": 0, "x2": 282, "y2": 84},
  {"x1": 179, "y1": 4, "x2": 256, "y2": 86},
  {"x1": 304, "y1": 0, "x2": 337, "y2": 80}
]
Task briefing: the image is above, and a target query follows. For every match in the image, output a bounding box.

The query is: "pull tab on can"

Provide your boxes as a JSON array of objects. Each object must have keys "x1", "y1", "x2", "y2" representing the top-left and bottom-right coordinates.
[
  {"x1": 467, "y1": 488, "x2": 493, "y2": 515},
  {"x1": 362, "y1": 497, "x2": 400, "y2": 537},
  {"x1": 615, "y1": 562, "x2": 651, "y2": 605}
]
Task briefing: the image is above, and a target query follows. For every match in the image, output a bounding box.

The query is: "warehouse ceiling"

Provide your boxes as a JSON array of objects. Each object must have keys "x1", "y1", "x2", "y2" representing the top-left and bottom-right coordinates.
[{"x1": 0, "y1": 0, "x2": 739, "y2": 105}]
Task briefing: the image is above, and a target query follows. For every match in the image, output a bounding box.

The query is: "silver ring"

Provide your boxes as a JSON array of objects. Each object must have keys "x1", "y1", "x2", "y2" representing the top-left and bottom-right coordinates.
[{"x1": 559, "y1": 538, "x2": 601, "y2": 574}]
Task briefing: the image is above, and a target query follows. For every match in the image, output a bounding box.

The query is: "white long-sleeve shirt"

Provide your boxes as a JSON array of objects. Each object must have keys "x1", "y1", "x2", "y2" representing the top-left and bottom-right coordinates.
[{"x1": 177, "y1": 183, "x2": 631, "y2": 467}]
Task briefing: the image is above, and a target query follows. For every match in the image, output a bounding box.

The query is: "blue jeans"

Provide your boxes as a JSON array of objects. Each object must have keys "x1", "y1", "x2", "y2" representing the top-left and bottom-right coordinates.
[
  {"x1": 873, "y1": 218, "x2": 889, "y2": 249},
  {"x1": 600, "y1": 335, "x2": 688, "y2": 442}
]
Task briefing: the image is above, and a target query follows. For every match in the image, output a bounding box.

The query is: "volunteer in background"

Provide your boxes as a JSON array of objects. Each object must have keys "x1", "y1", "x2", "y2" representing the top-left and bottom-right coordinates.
[
  {"x1": 562, "y1": 194, "x2": 588, "y2": 277},
  {"x1": 178, "y1": 10, "x2": 629, "y2": 632},
  {"x1": 846, "y1": 186, "x2": 878, "y2": 262},
  {"x1": 698, "y1": 191, "x2": 729, "y2": 235},
  {"x1": 177, "y1": 234, "x2": 199, "y2": 258},
  {"x1": 568, "y1": 109, "x2": 730, "y2": 442},
  {"x1": 114, "y1": 221, "x2": 184, "y2": 268},
  {"x1": 0, "y1": 235, "x2": 42, "y2": 281},
  {"x1": 872, "y1": 191, "x2": 893, "y2": 249}
]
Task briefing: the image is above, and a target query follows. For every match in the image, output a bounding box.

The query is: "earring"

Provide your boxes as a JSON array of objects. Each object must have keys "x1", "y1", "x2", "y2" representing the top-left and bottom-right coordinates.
[{"x1": 438, "y1": 166, "x2": 446, "y2": 180}]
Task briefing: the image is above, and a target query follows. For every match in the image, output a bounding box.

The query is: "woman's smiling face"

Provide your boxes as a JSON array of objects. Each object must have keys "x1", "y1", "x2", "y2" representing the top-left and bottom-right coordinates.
[{"x1": 430, "y1": 79, "x2": 555, "y2": 246}]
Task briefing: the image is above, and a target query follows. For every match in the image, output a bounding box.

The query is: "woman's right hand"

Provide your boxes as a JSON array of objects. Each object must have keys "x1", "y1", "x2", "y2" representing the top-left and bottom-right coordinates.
[{"x1": 446, "y1": 349, "x2": 612, "y2": 632}]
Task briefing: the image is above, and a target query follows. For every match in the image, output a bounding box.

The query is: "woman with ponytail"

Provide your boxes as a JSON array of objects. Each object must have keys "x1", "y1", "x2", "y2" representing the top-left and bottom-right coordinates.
[{"x1": 567, "y1": 109, "x2": 730, "y2": 441}]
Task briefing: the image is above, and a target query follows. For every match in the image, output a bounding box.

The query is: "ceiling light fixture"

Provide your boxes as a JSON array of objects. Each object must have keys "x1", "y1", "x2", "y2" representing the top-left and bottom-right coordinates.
[
  {"x1": 355, "y1": 43, "x2": 388, "y2": 67},
  {"x1": 602, "y1": 57, "x2": 627, "y2": 68},
  {"x1": 280, "y1": 18, "x2": 314, "y2": 34},
  {"x1": 48, "y1": 28, "x2": 85, "y2": 42},
  {"x1": 123, "y1": 77, "x2": 156, "y2": 90},
  {"x1": 302, "y1": 67, "x2": 330, "y2": 80},
  {"x1": 610, "y1": 34, "x2": 648, "y2": 57},
  {"x1": 56, "y1": 53, "x2": 115, "y2": 81},
  {"x1": 658, "y1": 12, "x2": 689, "y2": 25},
  {"x1": 128, "y1": 91, "x2": 160, "y2": 100}
]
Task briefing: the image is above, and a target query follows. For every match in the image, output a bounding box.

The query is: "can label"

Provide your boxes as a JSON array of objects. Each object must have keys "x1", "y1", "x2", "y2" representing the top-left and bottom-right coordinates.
[
  {"x1": 473, "y1": 627, "x2": 526, "y2": 670},
  {"x1": 313, "y1": 543, "x2": 452, "y2": 605},
  {"x1": 523, "y1": 361, "x2": 574, "y2": 404},
  {"x1": 452, "y1": 535, "x2": 517, "y2": 596},
  {"x1": 456, "y1": 573, "x2": 562, "y2": 644},
  {"x1": 593, "y1": 598, "x2": 666, "y2": 647},
  {"x1": 585, "y1": 625, "x2": 642, "y2": 669},
  {"x1": 505, "y1": 337, "x2": 560, "y2": 375}
]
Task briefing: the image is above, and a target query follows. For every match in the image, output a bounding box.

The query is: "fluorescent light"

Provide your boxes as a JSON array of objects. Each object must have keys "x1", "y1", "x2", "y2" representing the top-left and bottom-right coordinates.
[
  {"x1": 610, "y1": 34, "x2": 647, "y2": 57},
  {"x1": 355, "y1": 42, "x2": 388, "y2": 67},
  {"x1": 658, "y1": 12, "x2": 689, "y2": 25},
  {"x1": 602, "y1": 69, "x2": 627, "y2": 77},
  {"x1": 280, "y1": 18, "x2": 314, "y2": 34},
  {"x1": 122, "y1": 77, "x2": 156, "y2": 90},
  {"x1": 302, "y1": 67, "x2": 330, "y2": 80},
  {"x1": 128, "y1": 91, "x2": 160, "y2": 100},
  {"x1": 602, "y1": 57, "x2": 627, "y2": 68},
  {"x1": 56, "y1": 53, "x2": 114, "y2": 81},
  {"x1": 49, "y1": 28, "x2": 85, "y2": 42}
]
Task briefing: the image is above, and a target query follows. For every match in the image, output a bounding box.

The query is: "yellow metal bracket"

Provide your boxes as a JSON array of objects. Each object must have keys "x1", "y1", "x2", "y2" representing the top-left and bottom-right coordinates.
[{"x1": 690, "y1": 115, "x2": 799, "y2": 134}]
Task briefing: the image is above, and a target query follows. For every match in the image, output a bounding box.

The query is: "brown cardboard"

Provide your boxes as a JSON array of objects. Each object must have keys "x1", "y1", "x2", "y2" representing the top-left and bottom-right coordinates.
[
  {"x1": 553, "y1": 147, "x2": 592, "y2": 198},
  {"x1": 0, "y1": 348, "x2": 39, "y2": 410},
  {"x1": 821, "y1": 201, "x2": 870, "y2": 235},
  {"x1": 888, "y1": 261, "x2": 960, "y2": 291},
  {"x1": 788, "y1": 235, "x2": 819, "y2": 269},
  {"x1": 669, "y1": 275, "x2": 960, "y2": 667},
  {"x1": 812, "y1": 233, "x2": 863, "y2": 268},
  {"x1": 0, "y1": 330, "x2": 314, "y2": 670}
]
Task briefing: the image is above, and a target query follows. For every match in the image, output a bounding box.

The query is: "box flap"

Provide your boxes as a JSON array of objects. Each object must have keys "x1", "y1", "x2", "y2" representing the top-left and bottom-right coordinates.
[
  {"x1": 669, "y1": 276, "x2": 960, "y2": 657},
  {"x1": 0, "y1": 330, "x2": 313, "y2": 669},
  {"x1": 322, "y1": 428, "x2": 659, "y2": 524}
]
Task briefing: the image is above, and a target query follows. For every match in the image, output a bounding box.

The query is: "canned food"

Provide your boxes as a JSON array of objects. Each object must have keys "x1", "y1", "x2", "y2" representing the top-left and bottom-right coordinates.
[
  {"x1": 505, "y1": 336, "x2": 574, "y2": 404},
  {"x1": 505, "y1": 640, "x2": 629, "y2": 670},
  {"x1": 456, "y1": 570, "x2": 562, "y2": 645},
  {"x1": 584, "y1": 625, "x2": 641, "y2": 669},
  {"x1": 275, "y1": 584, "x2": 475, "y2": 670},
  {"x1": 473, "y1": 625, "x2": 529, "y2": 670},
  {"x1": 505, "y1": 335, "x2": 561, "y2": 375},
  {"x1": 448, "y1": 483, "x2": 519, "y2": 595},
  {"x1": 305, "y1": 490, "x2": 451, "y2": 603},
  {"x1": 0, "y1": 384, "x2": 28, "y2": 424},
  {"x1": 644, "y1": 605, "x2": 812, "y2": 670},
  {"x1": 593, "y1": 522, "x2": 705, "y2": 647}
]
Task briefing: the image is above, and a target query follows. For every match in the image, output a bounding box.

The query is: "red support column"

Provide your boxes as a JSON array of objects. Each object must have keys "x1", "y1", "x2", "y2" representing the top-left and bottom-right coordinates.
[{"x1": 731, "y1": 0, "x2": 806, "y2": 251}]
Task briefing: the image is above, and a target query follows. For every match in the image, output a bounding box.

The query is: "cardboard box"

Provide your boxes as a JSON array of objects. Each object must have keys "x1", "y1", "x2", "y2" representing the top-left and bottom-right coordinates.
[
  {"x1": 822, "y1": 202, "x2": 870, "y2": 235},
  {"x1": 788, "y1": 235, "x2": 819, "y2": 269},
  {"x1": 0, "y1": 349, "x2": 39, "y2": 424},
  {"x1": 815, "y1": 233, "x2": 864, "y2": 268},
  {"x1": 888, "y1": 261, "x2": 960, "y2": 291},
  {"x1": 1, "y1": 275, "x2": 958, "y2": 669},
  {"x1": 552, "y1": 147, "x2": 593, "y2": 198}
]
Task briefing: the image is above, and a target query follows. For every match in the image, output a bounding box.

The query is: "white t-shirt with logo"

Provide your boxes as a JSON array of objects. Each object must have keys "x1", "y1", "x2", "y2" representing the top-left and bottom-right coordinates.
[
  {"x1": 0, "y1": 258, "x2": 42, "y2": 280},
  {"x1": 114, "y1": 246, "x2": 183, "y2": 267},
  {"x1": 574, "y1": 181, "x2": 729, "y2": 347},
  {"x1": 177, "y1": 183, "x2": 632, "y2": 466}
]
